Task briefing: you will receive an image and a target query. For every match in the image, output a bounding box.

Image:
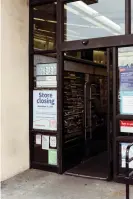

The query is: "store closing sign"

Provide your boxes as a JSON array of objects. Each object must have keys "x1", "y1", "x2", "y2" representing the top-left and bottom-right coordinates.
[
  {"x1": 120, "y1": 120, "x2": 133, "y2": 133},
  {"x1": 33, "y1": 90, "x2": 57, "y2": 131}
]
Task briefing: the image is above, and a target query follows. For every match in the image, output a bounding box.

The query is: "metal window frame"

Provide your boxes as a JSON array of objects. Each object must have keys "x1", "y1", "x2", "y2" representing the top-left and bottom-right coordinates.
[
  {"x1": 29, "y1": 0, "x2": 133, "y2": 180},
  {"x1": 29, "y1": 0, "x2": 59, "y2": 171}
]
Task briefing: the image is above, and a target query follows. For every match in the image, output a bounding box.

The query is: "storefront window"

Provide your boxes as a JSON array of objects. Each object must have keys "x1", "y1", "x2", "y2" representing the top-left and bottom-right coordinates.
[
  {"x1": 33, "y1": 54, "x2": 57, "y2": 131},
  {"x1": 118, "y1": 46, "x2": 133, "y2": 116},
  {"x1": 33, "y1": 4, "x2": 56, "y2": 51},
  {"x1": 64, "y1": 0, "x2": 125, "y2": 41},
  {"x1": 34, "y1": 54, "x2": 57, "y2": 88}
]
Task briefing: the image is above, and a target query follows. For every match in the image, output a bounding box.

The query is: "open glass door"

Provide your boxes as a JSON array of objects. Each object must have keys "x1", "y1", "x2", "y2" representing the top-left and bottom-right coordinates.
[
  {"x1": 84, "y1": 48, "x2": 113, "y2": 180},
  {"x1": 62, "y1": 48, "x2": 113, "y2": 180}
]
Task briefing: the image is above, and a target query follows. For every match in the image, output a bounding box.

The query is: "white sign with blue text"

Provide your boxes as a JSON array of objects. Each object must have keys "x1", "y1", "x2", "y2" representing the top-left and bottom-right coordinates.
[{"x1": 33, "y1": 90, "x2": 57, "y2": 131}]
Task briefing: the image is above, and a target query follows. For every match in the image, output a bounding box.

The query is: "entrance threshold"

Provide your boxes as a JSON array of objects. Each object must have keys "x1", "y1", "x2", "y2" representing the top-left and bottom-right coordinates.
[
  {"x1": 65, "y1": 152, "x2": 108, "y2": 180},
  {"x1": 65, "y1": 172, "x2": 107, "y2": 181}
]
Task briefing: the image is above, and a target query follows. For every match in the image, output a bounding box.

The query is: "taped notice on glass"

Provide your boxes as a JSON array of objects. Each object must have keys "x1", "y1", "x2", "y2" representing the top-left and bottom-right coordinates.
[
  {"x1": 42, "y1": 135, "x2": 49, "y2": 150},
  {"x1": 50, "y1": 136, "x2": 56, "y2": 148},
  {"x1": 121, "y1": 94, "x2": 133, "y2": 115},
  {"x1": 120, "y1": 120, "x2": 133, "y2": 133},
  {"x1": 121, "y1": 143, "x2": 133, "y2": 169},
  {"x1": 33, "y1": 90, "x2": 57, "y2": 131},
  {"x1": 36, "y1": 134, "x2": 41, "y2": 145},
  {"x1": 48, "y1": 149, "x2": 57, "y2": 165},
  {"x1": 36, "y1": 76, "x2": 57, "y2": 88}
]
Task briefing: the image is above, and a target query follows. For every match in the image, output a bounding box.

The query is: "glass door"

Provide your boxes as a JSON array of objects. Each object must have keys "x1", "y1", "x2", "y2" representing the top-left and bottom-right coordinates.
[
  {"x1": 62, "y1": 48, "x2": 113, "y2": 180},
  {"x1": 113, "y1": 46, "x2": 133, "y2": 184},
  {"x1": 84, "y1": 48, "x2": 113, "y2": 179}
]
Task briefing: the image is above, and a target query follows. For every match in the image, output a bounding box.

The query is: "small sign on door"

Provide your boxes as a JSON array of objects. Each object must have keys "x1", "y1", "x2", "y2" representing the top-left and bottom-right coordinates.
[{"x1": 50, "y1": 136, "x2": 56, "y2": 148}]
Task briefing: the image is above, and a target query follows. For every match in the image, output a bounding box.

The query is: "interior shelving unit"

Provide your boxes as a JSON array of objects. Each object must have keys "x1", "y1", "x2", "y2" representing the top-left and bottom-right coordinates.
[{"x1": 64, "y1": 71, "x2": 85, "y2": 142}]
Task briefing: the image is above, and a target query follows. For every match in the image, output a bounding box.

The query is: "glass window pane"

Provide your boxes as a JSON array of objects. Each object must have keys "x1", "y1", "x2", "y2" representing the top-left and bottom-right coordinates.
[
  {"x1": 119, "y1": 142, "x2": 133, "y2": 173},
  {"x1": 118, "y1": 46, "x2": 133, "y2": 115},
  {"x1": 64, "y1": 0, "x2": 125, "y2": 41},
  {"x1": 34, "y1": 54, "x2": 57, "y2": 88},
  {"x1": 33, "y1": 4, "x2": 56, "y2": 51}
]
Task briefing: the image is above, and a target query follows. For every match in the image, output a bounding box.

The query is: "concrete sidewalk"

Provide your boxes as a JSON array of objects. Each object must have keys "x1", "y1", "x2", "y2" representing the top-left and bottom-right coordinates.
[{"x1": 1, "y1": 169, "x2": 133, "y2": 199}]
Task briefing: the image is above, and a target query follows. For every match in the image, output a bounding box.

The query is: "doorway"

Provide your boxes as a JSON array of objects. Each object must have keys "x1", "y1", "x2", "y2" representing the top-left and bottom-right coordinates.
[
  {"x1": 29, "y1": 0, "x2": 133, "y2": 184},
  {"x1": 62, "y1": 48, "x2": 113, "y2": 180}
]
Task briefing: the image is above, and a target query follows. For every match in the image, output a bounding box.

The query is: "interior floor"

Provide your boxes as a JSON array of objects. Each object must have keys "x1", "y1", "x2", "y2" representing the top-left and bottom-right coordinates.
[{"x1": 65, "y1": 151, "x2": 108, "y2": 179}]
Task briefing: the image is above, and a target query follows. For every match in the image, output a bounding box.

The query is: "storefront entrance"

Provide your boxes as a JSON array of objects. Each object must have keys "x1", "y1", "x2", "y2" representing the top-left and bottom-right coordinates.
[
  {"x1": 62, "y1": 48, "x2": 113, "y2": 180},
  {"x1": 29, "y1": 0, "x2": 133, "y2": 184}
]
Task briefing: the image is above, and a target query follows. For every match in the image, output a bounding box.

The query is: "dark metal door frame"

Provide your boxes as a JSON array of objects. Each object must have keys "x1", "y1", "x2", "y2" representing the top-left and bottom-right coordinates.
[{"x1": 106, "y1": 48, "x2": 113, "y2": 180}]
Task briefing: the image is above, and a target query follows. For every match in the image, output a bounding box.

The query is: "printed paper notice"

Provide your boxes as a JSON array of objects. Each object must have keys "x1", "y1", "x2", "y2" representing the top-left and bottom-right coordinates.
[
  {"x1": 33, "y1": 90, "x2": 57, "y2": 130},
  {"x1": 120, "y1": 120, "x2": 133, "y2": 133},
  {"x1": 48, "y1": 149, "x2": 57, "y2": 165},
  {"x1": 122, "y1": 95, "x2": 133, "y2": 114},
  {"x1": 50, "y1": 136, "x2": 56, "y2": 148},
  {"x1": 36, "y1": 134, "x2": 41, "y2": 145},
  {"x1": 42, "y1": 135, "x2": 49, "y2": 150},
  {"x1": 120, "y1": 91, "x2": 133, "y2": 115}
]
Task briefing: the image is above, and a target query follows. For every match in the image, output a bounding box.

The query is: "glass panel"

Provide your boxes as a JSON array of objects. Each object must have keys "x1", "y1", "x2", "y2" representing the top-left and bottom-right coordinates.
[
  {"x1": 65, "y1": 49, "x2": 107, "y2": 64},
  {"x1": 63, "y1": 48, "x2": 109, "y2": 177},
  {"x1": 33, "y1": 54, "x2": 57, "y2": 131},
  {"x1": 34, "y1": 54, "x2": 57, "y2": 88},
  {"x1": 118, "y1": 47, "x2": 133, "y2": 115},
  {"x1": 33, "y1": 3, "x2": 56, "y2": 51},
  {"x1": 118, "y1": 142, "x2": 133, "y2": 175},
  {"x1": 64, "y1": 0, "x2": 125, "y2": 41},
  {"x1": 64, "y1": 49, "x2": 108, "y2": 139}
]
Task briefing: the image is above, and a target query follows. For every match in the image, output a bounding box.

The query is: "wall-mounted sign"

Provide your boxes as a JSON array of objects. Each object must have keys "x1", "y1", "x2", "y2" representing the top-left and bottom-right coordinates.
[
  {"x1": 120, "y1": 120, "x2": 133, "y2": 133},
  {"x1": 33, "y1": 90, "x2": 57, "y2": 131},
  {"x1": 121, "y1": 143, "x2": 133, "y2": 169}
]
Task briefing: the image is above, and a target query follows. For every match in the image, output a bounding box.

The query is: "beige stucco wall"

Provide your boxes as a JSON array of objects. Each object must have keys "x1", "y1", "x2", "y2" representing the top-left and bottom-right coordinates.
[{"x1": 0, "y1": 0, "x2": 29, "y2": 181}]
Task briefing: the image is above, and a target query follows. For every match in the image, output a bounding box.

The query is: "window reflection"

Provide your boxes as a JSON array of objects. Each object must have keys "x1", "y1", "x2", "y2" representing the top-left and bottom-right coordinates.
[
  {"x1": 64, "y1": 0, "x2": 125, "y2": 41},
  {"x1": 33, "y1": 4, "x2": 56, "y2": 51},
  {"x1": 118, "y1": 47, "x2": 133, "y2": 115},
  {"x1": 34, "y1": 54, "x2": 57, "y2": 88}
]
